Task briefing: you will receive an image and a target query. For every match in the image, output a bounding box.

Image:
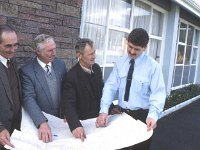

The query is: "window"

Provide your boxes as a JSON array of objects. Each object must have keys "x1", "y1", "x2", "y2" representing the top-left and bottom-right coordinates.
[
  {"x1": 172, "y1": 21, "x2": 200, "y2": 88},
  {"x1": 81, "y1": 0, "x2": 166, "y2": 78}
]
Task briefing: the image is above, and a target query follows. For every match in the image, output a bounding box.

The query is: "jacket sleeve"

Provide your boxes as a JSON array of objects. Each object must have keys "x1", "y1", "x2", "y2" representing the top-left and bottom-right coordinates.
[
  {"x1": 19, "y1": 68, "x2": 47, "y2": 128},
  {"x1": 61, "y1": 73, "x2": 82, "y2": 132}
]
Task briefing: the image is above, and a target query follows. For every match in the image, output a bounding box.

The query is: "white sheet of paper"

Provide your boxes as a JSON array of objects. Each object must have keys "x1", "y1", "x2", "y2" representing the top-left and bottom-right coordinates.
[{"x1": 5, "y1": 109, "x2": 153, "y2": 150}]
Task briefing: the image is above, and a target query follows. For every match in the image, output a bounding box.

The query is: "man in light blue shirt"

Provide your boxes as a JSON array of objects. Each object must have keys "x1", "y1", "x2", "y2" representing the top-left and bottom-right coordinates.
[{"x1": 96, "y1": 28, "x2": 166, "y2": 150}]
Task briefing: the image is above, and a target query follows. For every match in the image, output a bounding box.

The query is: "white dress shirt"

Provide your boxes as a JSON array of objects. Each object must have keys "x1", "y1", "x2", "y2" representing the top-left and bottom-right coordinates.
[{"x1": 100, "y1": 52, "x2": 166, "y2": 121}]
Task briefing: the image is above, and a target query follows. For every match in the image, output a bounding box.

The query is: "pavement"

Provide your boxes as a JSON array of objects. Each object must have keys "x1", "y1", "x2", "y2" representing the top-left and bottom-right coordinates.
[{"x1": 150, "y1": 99, "x2": 200, "y2": 150}]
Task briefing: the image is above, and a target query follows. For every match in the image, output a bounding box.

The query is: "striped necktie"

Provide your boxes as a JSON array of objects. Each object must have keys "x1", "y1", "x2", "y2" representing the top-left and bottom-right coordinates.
[{"x1": 45, "y1": 65, "x2": 52, "y2": 77}]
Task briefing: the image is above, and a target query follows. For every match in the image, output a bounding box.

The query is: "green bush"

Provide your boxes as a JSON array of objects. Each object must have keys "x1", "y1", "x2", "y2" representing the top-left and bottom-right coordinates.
[{"x1": 164, "y1": 84, "x2": 200, "y2": 110}]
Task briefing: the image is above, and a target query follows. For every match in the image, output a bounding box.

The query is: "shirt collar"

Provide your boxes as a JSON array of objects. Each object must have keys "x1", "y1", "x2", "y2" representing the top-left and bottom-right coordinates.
[
  {"x1": 0, "y1": 55, "x2": 10, "y2": 68},
  {"x1": 128, "y1": 52, "x2": 145, "y2": 66},
  {"x1": 37, "y1": 57, "x2": 52, "y2": 71},
  {"x1": 79, "y1": 62, "x2": 94, "y2": 74}
]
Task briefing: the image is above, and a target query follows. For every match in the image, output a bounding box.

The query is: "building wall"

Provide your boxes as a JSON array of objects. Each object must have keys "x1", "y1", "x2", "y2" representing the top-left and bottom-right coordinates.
[{"x1": 0, "y1": 0, "x2": 82, "y2": 68}]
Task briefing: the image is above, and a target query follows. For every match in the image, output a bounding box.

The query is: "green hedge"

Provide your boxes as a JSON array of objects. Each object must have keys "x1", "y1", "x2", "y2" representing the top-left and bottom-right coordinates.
[{"x1": 164, "y1": 84, "x2": 200, "y2": 110}]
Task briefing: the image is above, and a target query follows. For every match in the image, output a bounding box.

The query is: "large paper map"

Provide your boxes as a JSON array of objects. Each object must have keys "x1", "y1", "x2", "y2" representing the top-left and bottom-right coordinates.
[{"x1": 6, "y1": 109, "x2": 153, "y2": 150}]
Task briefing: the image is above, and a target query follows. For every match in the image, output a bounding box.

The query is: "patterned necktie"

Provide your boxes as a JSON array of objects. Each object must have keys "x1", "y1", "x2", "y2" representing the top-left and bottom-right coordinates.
[
  {"x1": 45, "y1": 65, "x2": 52, "y2": 77},
  {"x1": 124, "y1": 59, "x2": 135, "y2": 101},
  {"x1": 7, "y1": 59, "x2": 11, "y2": 68}
]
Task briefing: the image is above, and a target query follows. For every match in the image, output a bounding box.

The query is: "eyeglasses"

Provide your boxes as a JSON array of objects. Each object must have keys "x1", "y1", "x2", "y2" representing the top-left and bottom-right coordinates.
[{"x1": 4, "y1": 43, "x2": 19, "y2": 49}]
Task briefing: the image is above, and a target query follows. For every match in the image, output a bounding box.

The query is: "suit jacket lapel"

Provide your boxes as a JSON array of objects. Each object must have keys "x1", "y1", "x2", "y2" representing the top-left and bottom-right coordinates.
[
  {"x1": 33, "y1": 59, "x2": 53, "y2": 107},
  {"x1": 52, "y1": 60, "x2": 61, "y2": 100},
  {"x1": 77, "y1": 63, "x2": 95, "y2": 100},
  {"x1": 11, "y1": 60, "x2": 22, "y2": 102},
  {"x1": 0, "y1": 62, "x2": 13, "y2": 104}
]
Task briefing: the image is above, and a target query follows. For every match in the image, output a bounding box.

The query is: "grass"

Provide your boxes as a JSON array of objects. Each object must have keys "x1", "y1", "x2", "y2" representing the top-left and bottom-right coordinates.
[{"x1": 164, "y1": 84, "x2": 200, "y2": 110}]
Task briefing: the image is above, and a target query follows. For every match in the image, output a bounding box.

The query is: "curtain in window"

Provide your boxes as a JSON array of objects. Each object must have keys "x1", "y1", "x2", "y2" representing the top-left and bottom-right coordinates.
[
  {"x1": 84, "y1": 0, "x2": 108, "y2": 25},
  {"x1": 149, "y1": 39, "x2": 161, "y2": 62},
  {"x1": 82, "y1": 0, "x2": 108, "y2": 64},
  {"x1": 110, "y1": 0, "x2": 132, "y2": 28},
  {"x1": 106, "y1": 30, "x2": 128, "y2": 64},
  {"x1": 133, "y1": 1, "x2": 151, "y2": 31}
]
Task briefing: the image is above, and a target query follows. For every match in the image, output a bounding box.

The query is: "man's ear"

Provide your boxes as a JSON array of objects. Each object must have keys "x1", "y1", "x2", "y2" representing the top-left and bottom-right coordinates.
[
  {"x1": 76, "y1": 52, "x2": 82, "y2": 59},
  {"x1": 35, "y1": 48, "x2": 41, "y2": 55}
]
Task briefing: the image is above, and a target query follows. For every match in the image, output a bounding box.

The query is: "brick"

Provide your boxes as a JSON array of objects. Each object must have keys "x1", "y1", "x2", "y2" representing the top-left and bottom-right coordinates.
[
  {"x1": 7, "y1": 17, "x2": 25, "y2": 27},
  {"x1": 38, "y1": 28, "x2": 55, "y2": 36},
  {"x1": 61, "y1": 42, "x2": 74, "y2": 49},
  {"x1": 24, "y1": 20, "x2": 54, "y2": 30},
  {"x1": 55, "y1": 26, "x2": 79, "y2": 38},
  {"x1": 13, "y1": 25, "x2": 39, "y2": 34},
  {"x1": 42, "y1": 5, "x2": 56, "y2": 12},
  {"x1": 57, "y1": 3, "x2": 80, "y2": 17},
  {"x1": 36, "y1": 10, "x2": 63, "y2": 20},
  {"x1": 23, "y1": 0, "x2": 45, "y2": 5},
  {"x1": 54, "y1": 36, "x2": 72, "y2": 43},
  {"x1": 9, "y1": 0, "x2": 42, "y2": 9},
  {"x1": 27, "y1": 0, "x2": 56, "y2": 6},
  {"x1": 17, "y1": 32, "x2": 33, "y2": 45},
  {"x1": 18, "y1": 6, "x2": 35, "y2": 14},
  {"x1": 49, "y1": 18, "x2": 62, "y2": 26},
  {"x1": 0, "y1": 16, "x2": 7, "y2": 24},
  {"x1": 56, "y1": 48, "x2": 74, "y2": 58},
  {"x1": 0, "y1": 3, "x2": 18, "y2": 17},
  {"x1": 0, "y1": 0, "x2": 8, "y2": 2},
  {"x1": 19, "y1": 13, "x2": 49, "y2": 23},
  {"x1": 63, "y1": 16, "x2": 80, "y2": 28},
  {"x1": 53, "y1": 0, "x2": 65, "y2": 4},
  {"x1": 64, "y1": 0, "x2": 83, "y2": 7}
]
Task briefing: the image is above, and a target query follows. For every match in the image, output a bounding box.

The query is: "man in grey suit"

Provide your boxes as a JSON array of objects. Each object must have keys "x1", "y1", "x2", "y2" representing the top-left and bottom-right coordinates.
[
  {"x1": 19, "y1": 34, "x2": 67, "y2": 143},
  {"x1": 0, "y1": 25, "x2": 21, "y2": 149}
]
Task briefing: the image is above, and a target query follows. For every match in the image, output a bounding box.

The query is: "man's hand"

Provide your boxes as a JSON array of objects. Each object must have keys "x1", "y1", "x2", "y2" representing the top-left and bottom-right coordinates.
[
  {"x1": 95, "y1": 113, "x2": 108, "y2": 127},
  {"x1": 38, "y1": 122, "x2": 52, "y2": 143},
  {"x1": 72, "y1": 127, "x2": 86, "y2": 142},
  {"x1": 0, "y1": 129, "x2": 14, "y2": 148},
  {"x1": 146, "y1": 117, "x2": 157, "y2": 131}
]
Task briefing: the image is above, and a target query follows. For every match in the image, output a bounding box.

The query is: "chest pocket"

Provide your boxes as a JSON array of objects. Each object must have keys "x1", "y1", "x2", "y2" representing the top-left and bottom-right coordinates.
[{"x1": 133, "y1": 77, "x2": 151, "y2": 96}]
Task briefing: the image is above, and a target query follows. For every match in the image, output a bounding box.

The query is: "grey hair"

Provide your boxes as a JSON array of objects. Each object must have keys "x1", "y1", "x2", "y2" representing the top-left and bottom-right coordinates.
[
  {"x1": 75, "y1": 38, "x2": 94, "y2": 53},
  {"x1": 33, "y1": 34, "x2": 54, "y2": 51}
]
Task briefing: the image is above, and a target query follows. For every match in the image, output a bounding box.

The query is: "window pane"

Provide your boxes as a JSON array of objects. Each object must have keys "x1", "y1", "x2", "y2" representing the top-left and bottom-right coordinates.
[
  {"x1": 187, "y1": 25, "x2": 194, "y2": 45},
  {"x1": 151, "y1": 9, "x2": 163, "y2": 36},
  {"x1": 173, "y1": 66, "x2": 183, "y2": 87},
  {"x1": 182, "y1": 66, "x2": 189, "y2": 84},
  {"x1": 176, "y1": 45, "x2": 185, "y2": 64},
  {"x1": 83, "y1": 23, "x2": 106, "y2": 65},
  {"x1": 189, "y1": 66, "x2": 196, "y2": 83},
  {"x1": 149, "y1": 39, "x2": 161, "y2": 62},
  {"x1": 106, "y1": 30, "x2": 128, "y2": 64},
  {"x1": 179, "y1": 23, "x2": 187, "y2": 43},
  {"x1": 133, "y1": 1, "x2": 151, "y2": 31},
  {"x1": 184, "y1": 46, "x2": 191, "y2": 65},
  {"x1": 194, "y1": 30, "x2": 199, "y2": 46},
  {"x1": 191, "y1": 48, "x2": 198, "y2": 64},
  {"x1": 85, "y1": 0, "x2": 108, "y2": 25},
  {"x1": 110, "y1": 0, "x2": 132, "y2": 28}
]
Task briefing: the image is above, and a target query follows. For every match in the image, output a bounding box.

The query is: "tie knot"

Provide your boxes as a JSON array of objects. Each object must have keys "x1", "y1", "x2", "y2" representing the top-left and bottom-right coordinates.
[{"x1": 130, "y1": 59, "x2": 135, "y2": 65}]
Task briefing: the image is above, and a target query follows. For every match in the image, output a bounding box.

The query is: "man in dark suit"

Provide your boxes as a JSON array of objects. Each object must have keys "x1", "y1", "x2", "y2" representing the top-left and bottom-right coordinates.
[
  {"x1": 19, "y1": 34, "x2": 67, "y2": 143},
  {"x1": 61, "y1": 38, "x2": 103, "y2": 141},
  {"x1": 0, "y1": 25, "x2": 21, "y2": 149}
]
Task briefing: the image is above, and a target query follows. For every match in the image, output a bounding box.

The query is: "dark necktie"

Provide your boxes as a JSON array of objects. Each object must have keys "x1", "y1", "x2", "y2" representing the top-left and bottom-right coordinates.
[
  {"x1": 124, "y1": 59, "x2": 135, "y2": 101},
  {"x1": 45, "y1": 65, "x2": 52, "y2": 77},
  {"x1": 7, "y1": 59, "x2": 11, "y2": 68}
]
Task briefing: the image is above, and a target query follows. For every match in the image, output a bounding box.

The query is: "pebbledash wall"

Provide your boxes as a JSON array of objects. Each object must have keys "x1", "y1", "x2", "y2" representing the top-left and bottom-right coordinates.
[{"x1": 0, "y1": 0, "x2": 82, "y2": 68}]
